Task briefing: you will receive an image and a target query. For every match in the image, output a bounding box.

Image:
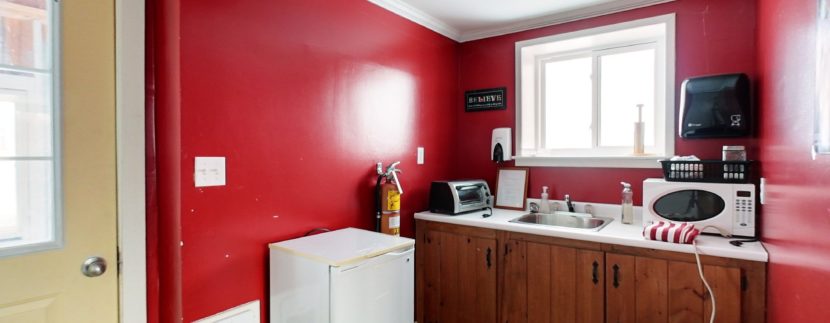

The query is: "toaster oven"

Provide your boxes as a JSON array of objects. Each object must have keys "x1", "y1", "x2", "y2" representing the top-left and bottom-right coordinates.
[{"x1": 429, "y1": 180, "x2": 492, "y2": 215}]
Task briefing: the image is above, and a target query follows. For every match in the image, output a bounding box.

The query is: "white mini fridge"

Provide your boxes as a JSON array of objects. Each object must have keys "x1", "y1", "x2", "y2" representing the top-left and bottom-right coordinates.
[{"x1": 269, "y1": 227, "x2": 415, "y2": 323}]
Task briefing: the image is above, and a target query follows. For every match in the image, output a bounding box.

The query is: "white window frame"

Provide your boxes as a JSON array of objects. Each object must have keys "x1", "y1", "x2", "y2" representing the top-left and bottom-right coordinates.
[
  {"x1": 0, "y1": 0, "x2": 62, "y2": 257},
  {"x1": 515, "y1": 14, "x2": 676, "y2": 168}
]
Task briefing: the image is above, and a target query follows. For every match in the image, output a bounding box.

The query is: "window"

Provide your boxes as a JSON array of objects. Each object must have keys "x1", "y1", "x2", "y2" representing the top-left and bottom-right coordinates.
[
  {"x1": 515, "y1": 14, "x2": 675, "y2": 168},
  {"x1": 0, "y1": 0, "x2": 59, "y2": 256}
]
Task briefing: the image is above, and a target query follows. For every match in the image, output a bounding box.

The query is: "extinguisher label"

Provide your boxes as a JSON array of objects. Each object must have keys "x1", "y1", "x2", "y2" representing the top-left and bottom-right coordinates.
[
  {"x1": 389, "y1": 215, "x2": 400, "y2": 228},
  {"x1": 387, "y1": 191, "x2": 400, "y2": 211}
]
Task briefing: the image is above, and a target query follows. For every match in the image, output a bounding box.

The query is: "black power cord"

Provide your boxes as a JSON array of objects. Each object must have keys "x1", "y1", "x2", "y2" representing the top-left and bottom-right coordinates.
[
  {"x1": 729, "y1": 238, "x2": 759, "y2": 247},
  {"x1": 482, "y1": 207, "x2": 493, "y2": 218}
]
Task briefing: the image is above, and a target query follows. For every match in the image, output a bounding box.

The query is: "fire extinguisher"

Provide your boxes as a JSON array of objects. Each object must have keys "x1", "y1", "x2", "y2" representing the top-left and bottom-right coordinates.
[{"x1": 376, "y1": 161, "x2": 403, "y2": 236}]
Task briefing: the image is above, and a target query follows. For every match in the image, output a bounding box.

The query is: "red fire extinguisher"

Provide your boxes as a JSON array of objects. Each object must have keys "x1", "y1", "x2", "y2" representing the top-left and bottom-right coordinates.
[{"x1": 376, "y1": 162, "x2": 403, "y2": 236}]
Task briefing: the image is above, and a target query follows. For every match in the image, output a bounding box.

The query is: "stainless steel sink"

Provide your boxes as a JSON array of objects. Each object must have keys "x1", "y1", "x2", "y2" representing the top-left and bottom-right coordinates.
[{"x1": 509, "y1": 212, "x2": 613, "y2": 231}]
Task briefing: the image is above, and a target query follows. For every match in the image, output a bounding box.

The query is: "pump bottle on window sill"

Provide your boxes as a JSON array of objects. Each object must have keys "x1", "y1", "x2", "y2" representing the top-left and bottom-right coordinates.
[{"x1": 633, "y1": 104, "x2": 646, "y2": 156}]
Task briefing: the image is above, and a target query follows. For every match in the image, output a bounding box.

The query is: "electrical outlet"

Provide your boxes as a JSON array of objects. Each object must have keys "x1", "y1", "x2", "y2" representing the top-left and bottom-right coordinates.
[
  {"x1": 417, "y1": 147, "x2": 424, "y2": 165},
  {"x1": 195, "y1": 157, "x2": 226, "y2": 187}
]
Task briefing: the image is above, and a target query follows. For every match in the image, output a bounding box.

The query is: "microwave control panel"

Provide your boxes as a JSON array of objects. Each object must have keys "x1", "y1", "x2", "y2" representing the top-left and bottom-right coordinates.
[{"x1": 734, "y1": 189, "x2": 755, "y2": 229}]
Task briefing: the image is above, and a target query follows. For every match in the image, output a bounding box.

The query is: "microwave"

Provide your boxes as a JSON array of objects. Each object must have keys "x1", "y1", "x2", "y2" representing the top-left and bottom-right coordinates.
[
  {"x1": 429, "y1": 180, "x2": 492, "y2": 215},
  {"x1": 643, "y1": 178, "x2": 756, "y2": 238}
]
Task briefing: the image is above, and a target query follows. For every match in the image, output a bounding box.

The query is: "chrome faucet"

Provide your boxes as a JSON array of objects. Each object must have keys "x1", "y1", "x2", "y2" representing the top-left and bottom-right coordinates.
[{"x1": 564, "y1": 194, "x2": 575, "y2": 213}]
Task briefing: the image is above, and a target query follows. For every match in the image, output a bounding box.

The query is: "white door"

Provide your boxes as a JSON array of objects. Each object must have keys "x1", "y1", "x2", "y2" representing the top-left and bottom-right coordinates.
[{"x1": 0, "y1": 0, "x2": 119, "y2": 322}]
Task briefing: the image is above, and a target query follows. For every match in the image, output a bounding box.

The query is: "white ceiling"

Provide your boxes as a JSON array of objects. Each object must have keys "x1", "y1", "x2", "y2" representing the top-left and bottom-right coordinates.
[{"x1": 368, "y1": 0, "x2": 673, "y2": 42}]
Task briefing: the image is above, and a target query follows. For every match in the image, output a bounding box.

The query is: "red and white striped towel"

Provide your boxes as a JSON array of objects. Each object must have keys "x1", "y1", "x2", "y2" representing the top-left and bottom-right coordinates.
[{"x1": 643, "y1": 221, "x2": 700, "y2": 244}]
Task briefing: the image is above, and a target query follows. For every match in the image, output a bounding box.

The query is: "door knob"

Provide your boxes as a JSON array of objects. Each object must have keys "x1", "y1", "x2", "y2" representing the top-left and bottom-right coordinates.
[{"x1": 81, "y1": 256, "x2": 108, "y2": 277}]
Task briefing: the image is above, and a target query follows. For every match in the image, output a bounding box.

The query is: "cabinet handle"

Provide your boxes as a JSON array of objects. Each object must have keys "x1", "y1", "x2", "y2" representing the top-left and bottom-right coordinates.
[
  {"x1": 486, "y1": 247, "x2": 492, "y2": 269},
  {"x1": 591, "y1": 260, "x2": 599, "y2": 285},
  {"x1": 612, "y1": 264, "x2": 620, "y2": 288}
]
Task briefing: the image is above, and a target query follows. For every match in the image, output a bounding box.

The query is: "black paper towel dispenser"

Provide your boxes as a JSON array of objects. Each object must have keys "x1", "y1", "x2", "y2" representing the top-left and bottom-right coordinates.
[{"x1": 679, "y1": 73, "x2": 750, "y2": 138}]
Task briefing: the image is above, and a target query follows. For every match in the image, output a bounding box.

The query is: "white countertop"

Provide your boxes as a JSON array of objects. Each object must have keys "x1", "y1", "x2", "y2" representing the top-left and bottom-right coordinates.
[{"x1": 414, "y1": 201, "x2": 768, "y2": 263}]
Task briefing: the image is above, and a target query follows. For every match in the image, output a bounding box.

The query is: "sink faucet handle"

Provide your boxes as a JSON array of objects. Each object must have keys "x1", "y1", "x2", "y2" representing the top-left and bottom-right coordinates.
[
  {"x1": 584, "y1": 204, "x2": 594, "y2": 216},
  {"x1": 528, "y1": 202, "x2": 540, "y2": 213}
]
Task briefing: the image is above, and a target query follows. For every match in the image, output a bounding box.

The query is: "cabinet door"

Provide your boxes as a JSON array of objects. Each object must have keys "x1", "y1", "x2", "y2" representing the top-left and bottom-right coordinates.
[
  {"x1": 605, "y1": 252, "x2": 742, "y2": 323},
  {"x1": 419, "y1": 229, "x2": 497, "y2": 323},
  {"x1": 606, "y1": 254, "x2": 669, "y2": 323},
  {"x1": 668, "y1": 261, "x2": 742, "y2": 323},
  {"x1": 501, "y1": 240, "x2": 604, "y2": 323},
  {"x1": 606, "y1": 253, "x2": 637, "y2": 323}
]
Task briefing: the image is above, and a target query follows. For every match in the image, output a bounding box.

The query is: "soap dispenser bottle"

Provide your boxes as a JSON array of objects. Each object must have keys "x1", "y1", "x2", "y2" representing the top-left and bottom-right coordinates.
[
  {"x1": 540, "y1": 186, "x2": 551, "y2": 214},
  {"x1": 621, "y1": 182, "x2": 634, "y2": 224}
]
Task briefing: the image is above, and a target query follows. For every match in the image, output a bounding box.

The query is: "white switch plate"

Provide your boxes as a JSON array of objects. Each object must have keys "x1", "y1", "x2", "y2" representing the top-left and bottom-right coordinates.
[
  {"x1": 195, "y1": 157, "x2": 226, "y2": 187},
  {"x1": 759, "y1": 177, "x2": 766, "y2": 205},
  {"x1": 417, "y1": 147, "x2": 424, "y2": 165}
]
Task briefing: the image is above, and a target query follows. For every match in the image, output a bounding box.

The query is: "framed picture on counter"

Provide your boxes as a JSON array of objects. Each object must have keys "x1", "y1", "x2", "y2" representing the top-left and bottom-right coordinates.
[{"x1": 494, "y1": 167, "x2": 529, "y2": 211}]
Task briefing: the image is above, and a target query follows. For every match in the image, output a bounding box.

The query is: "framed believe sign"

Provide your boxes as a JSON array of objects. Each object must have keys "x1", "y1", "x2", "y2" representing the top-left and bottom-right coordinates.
[{"x1": 465, "y1": 87, "x2": 507, "y2": 112}]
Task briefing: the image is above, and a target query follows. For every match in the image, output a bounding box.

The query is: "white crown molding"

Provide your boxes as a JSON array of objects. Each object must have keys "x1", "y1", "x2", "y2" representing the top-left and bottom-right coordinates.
[
  {"x1": 368, "y1": 0, "x2": 462, "y2": 41},
  {"x1": 368, "y1": 0, "x2": 673, "y2": 43},
  {"x1": 460, "y1": 0, "x2": 674, "y2": 42}
]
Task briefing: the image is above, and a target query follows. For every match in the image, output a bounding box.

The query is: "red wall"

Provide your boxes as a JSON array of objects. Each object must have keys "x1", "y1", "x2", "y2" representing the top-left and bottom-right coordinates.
[
  {"x1": 153, "y1": 0, "x2": 459, "y2": 321},
  {"x1": 455, "y1": 0, "x2": 758, "y2": 205},
  {"x1": 757, "y1": 1, "x2": 830, "y2": 322},
  {"x1": 151, "y1": 0, "x2": 824, "y2": 322}
]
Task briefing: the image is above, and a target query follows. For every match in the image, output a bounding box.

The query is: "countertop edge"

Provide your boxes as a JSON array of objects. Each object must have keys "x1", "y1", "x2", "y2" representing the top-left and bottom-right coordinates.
[{"x1": 415, "y1": 209, "x2": 768, "y2": 263}]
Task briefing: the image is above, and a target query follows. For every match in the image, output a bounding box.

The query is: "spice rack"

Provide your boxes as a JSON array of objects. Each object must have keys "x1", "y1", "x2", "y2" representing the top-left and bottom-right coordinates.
[{"x1": 659, "y1": 160, "x2": 753, "y2": 183}]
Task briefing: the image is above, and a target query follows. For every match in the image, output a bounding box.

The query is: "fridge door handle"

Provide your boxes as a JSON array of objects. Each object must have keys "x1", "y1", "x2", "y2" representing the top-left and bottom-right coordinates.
[{"x1": 383, "y1": 247, "x2": 415, "y2": 257}]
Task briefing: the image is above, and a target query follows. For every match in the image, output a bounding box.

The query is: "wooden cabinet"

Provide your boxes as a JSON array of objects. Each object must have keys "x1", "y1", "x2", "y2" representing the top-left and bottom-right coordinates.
[
  {"x1": 416, "y1": 221, "x2": 498, "y2": 323},
  {"x1": 500, "y1": 232, "x2": 605, "y2": 323},
  {"x1": 415, "y1": 220, "x2": 766, "y2": 323},
  {"x1": 603, "y1": 244, "x2": 766, "y2": 323}
]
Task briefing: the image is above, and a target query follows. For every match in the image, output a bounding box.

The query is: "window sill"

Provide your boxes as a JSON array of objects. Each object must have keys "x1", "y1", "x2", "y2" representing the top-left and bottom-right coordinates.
[{"x1": 514, "y1": 155, "x2": 666, "y2": 168}]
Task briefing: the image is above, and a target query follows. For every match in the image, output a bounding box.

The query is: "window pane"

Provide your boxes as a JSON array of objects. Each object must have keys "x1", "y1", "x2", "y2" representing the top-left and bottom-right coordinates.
[
  {"x1": 0, "y1": 0, "x2": 50, "y2": 70},
  {"x1": 599, "y1": 48, "x2": 655, "y2": 147},
  {"x1": 0, "y1": 160, "x2": 53, "y2": 244},
  {"x1": 0, "y1": 74, "x2": 53, "y2": 158},
  {"x1": 544, "y1": 57, "x2": 593, "y2": 149},
  {"x1": 0, "y1": 0, "x2": 55, "y2": 254}
]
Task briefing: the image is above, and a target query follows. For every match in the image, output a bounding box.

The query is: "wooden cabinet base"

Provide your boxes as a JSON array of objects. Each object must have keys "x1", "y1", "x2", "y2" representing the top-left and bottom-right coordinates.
[
  {"x1": 415, "y1": 220, "x2": 767, "y2": 323},
  {"x1": 416, "y1": 220, "x2": 498, "y2": 323}
]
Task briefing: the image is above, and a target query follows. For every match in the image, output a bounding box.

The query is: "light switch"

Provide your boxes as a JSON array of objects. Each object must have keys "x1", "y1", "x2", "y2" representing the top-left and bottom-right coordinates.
[
  {"x1": 195, "y1": 157, "x2": 226, "y2": 187},
  {"x1": 417, "y1": 147, "x2": 424, "y2": 165},
  {"x1": 759, "y1": 177, "x2": 766, "y2": 205}
]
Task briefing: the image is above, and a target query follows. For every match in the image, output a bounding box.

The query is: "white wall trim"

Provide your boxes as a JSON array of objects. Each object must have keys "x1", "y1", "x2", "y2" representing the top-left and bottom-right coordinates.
[
  {"x1": 367, "y1": 0, "x2": 673, "y2": 43},
  {"x1": 460, "y1": 0, "x2": 674, "y2": 42},
  {"x1": 115, "y1": 0, "x2": 147, "y2": 321},
  {"x1": 193, "y1": 300, "x2": 260, "y2": 323},
  {"x1": 367, "y1": 0, "x2": 462, "y2": 41}
]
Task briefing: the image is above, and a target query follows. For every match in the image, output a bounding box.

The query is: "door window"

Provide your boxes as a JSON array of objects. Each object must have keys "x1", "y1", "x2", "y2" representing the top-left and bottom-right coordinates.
[{"x1": 0, "y1": 0, "x2": 58, "y2": 257}]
